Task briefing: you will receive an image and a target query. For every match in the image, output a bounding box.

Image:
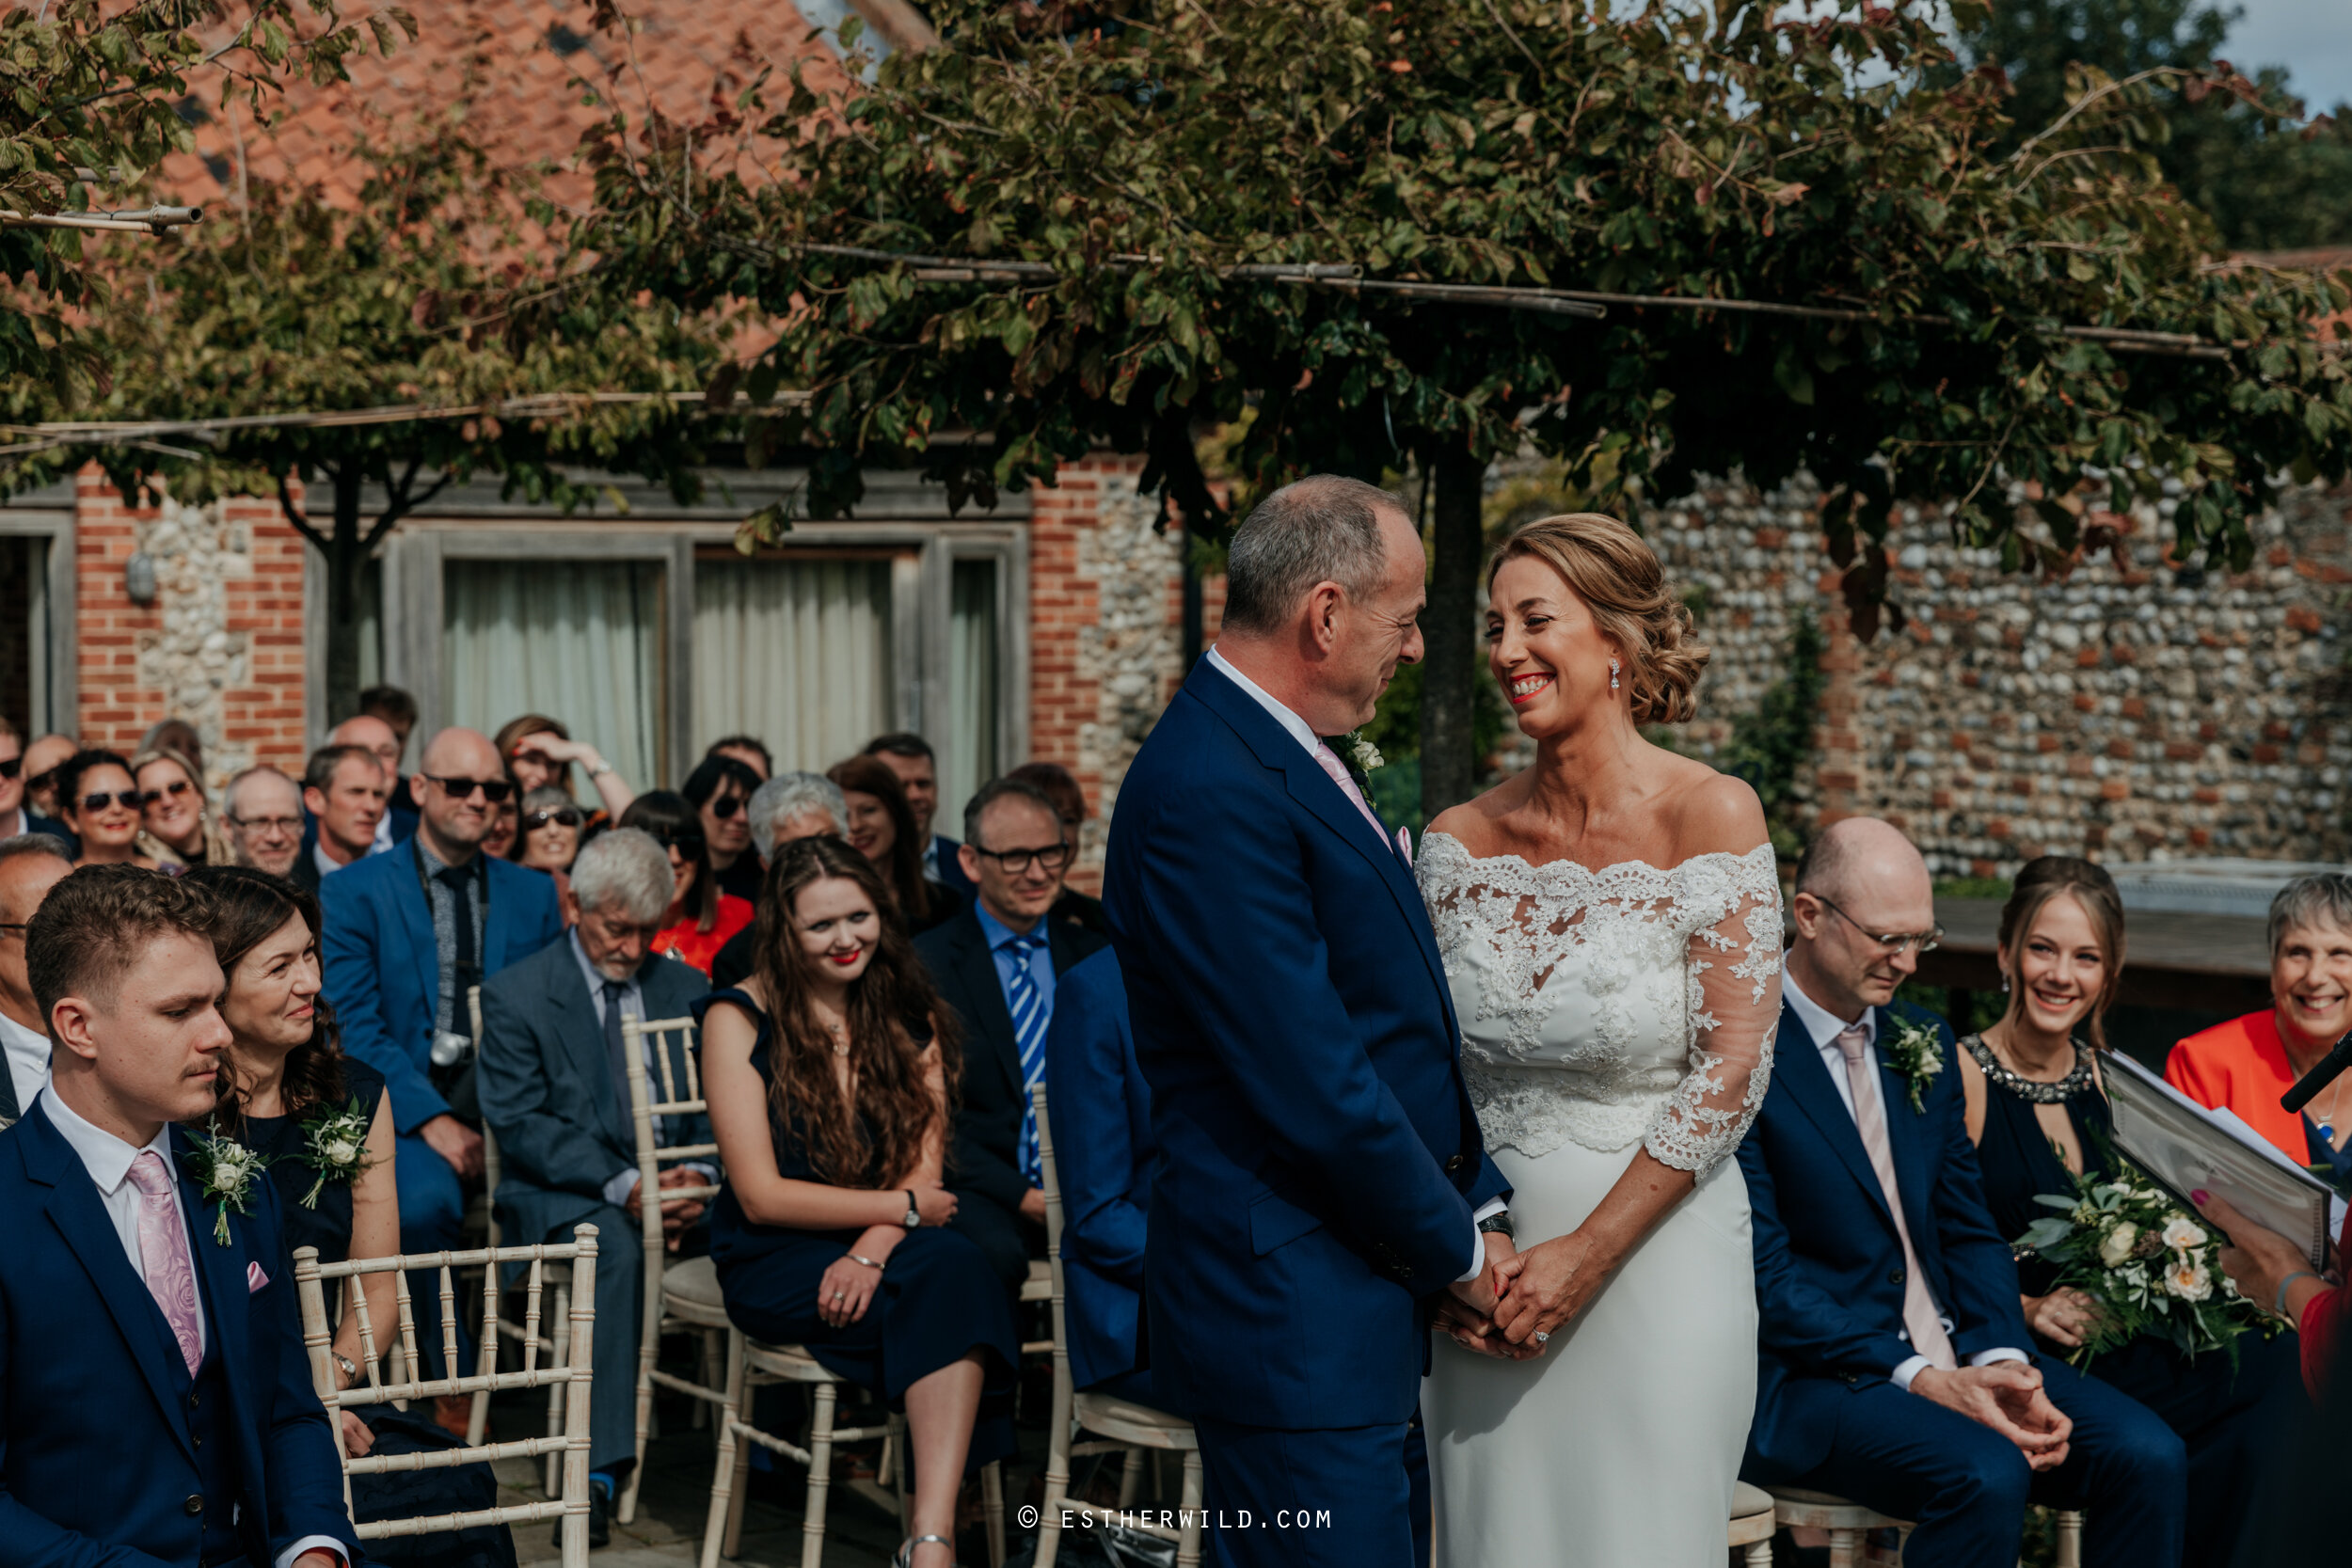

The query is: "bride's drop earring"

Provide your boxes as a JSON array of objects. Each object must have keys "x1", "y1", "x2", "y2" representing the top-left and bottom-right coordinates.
[{"x1": 1609, "y1": 658, "x2": 1621, "y2": 694}]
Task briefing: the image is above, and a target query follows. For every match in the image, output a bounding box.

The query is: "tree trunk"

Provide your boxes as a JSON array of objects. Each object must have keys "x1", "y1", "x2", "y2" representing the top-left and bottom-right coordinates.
[
  {"x1": 1419, "y1": 447, "x2": 1485, "y2": 822},
  {"x1": 321, "y1": 469, "x2": 367, "y2": 728}
]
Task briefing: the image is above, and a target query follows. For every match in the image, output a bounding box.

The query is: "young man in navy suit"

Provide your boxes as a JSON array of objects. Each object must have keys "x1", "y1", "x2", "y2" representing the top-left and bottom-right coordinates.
[
  {"x1": 1, "y1": 865, "x2": 358, "y2": 1567},
  {"x1": 1104, "y1": 477, "x2": 1510, "y2": 1568},
  {"x1": 1738, "y1": 817, "x2": 2184, "y2": 1568}
]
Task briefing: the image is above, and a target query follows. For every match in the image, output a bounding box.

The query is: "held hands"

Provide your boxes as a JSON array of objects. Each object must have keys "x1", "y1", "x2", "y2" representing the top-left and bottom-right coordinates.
[
  {"x1": 2021, "y1": 1288, "x2": 2101, "y2": 1349},
  {"x1": 1910, "y1": 1363, "x2": 2073, "y2": 1471},
  {"x1": 1489, "y1": 1228, "x2": 1610, "y2": 1350},
  {"x1": 1435, "y1": 1233, "x2": 1544, "y2": 1360},
  {"x1": 625, "y1": 1167, "x2": 711, "y2": 1251}
]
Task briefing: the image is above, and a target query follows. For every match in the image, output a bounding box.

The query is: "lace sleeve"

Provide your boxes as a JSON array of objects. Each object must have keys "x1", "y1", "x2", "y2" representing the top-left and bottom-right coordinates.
[{"x1": 1642, "y1": 848, "x2": 1782, "y2": 1174}]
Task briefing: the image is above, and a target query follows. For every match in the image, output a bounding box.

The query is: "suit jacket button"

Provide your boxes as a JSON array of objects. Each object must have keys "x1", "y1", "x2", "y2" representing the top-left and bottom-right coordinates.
[
  {"x1": 1444, "y1": 1154, "x2": 1465, "y2": 1174},
  {"x1": 1889, "y1": 1269, "x2": 1906, "y2": 1286},
  {"x1": 184, "y1": 1495, "x2": 204, "y2": 1515}
]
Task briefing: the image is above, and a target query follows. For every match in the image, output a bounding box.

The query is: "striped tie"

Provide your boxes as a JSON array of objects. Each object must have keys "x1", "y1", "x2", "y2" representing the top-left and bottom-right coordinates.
[{"x1": 1005, "y1": 929, "x2": 1051, "y2": 1188}]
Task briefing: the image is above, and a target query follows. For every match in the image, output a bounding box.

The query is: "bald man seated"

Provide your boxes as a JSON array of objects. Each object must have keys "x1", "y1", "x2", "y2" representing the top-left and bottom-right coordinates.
[{"x1": 1736, "y1": 817, "x2": 2185, "y2": 1568}]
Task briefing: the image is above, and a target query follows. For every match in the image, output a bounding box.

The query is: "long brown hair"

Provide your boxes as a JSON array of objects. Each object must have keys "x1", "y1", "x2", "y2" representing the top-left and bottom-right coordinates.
[
  {"x1": 750, "y1": 836, "x2": 961, "y2": 1187},
  {"x1": 826, "y1": 753, "x2": 940, "y2": 925},
  {"x1": 183, "y1": 864, "x2": 350, "y2": 1136},
  {"x1": 1995, "y1": 856, "x2": 2127, "y2": 1053}
]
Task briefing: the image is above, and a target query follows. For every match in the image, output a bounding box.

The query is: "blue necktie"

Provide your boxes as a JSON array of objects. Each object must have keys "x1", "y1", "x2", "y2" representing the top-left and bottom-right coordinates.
[{"x1": 1004, "y1": 929, "x2": 1051, "y2": 1188}]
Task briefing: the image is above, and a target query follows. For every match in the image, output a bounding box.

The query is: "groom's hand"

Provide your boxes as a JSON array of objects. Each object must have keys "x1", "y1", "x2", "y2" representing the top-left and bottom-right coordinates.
[
  {"x1": 1434, "y1": 1234, "x2": 1538, "y2": 1359},
  {"x1": 1910, "y1": 1364, "x2": 2073, "y2": 1471}
]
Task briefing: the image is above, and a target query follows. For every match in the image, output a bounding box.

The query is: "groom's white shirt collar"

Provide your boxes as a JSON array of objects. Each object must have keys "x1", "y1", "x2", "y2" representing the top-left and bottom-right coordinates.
[{"x1": 1207, "y1": 645, "x2": 1324, "y2": 757}]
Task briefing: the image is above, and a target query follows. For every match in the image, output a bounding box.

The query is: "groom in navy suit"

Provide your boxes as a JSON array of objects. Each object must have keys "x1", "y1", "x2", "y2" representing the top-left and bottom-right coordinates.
[
  {"x1": 1104, "y1": 476, "x2": 1512, "y2": 1568},
  {"x1": 1739, "y1": 818, "x2": 2183, "y2": 1568},
  {"x1": 0, "y1": 865, "x2": 358, "y2": 1567}
]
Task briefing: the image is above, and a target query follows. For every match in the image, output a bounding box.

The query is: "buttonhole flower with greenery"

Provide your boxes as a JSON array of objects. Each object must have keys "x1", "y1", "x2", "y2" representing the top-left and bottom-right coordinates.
[
  {"x1": 185, "y1": 1127, "x2": 272, "y2": 1246},
  {"x1": 1881, "y1": 1016, "x2": 1944, "y2": 1114},
  {"x1": 297, "y1": 1098, "x2": 374, "y2": 1210}
]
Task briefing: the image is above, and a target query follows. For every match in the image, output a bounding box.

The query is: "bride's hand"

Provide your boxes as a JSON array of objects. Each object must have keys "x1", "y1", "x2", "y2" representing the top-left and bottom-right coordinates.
[{"x1": 1490, "y1": 1229, "x2": 1609, "y2": 1347}]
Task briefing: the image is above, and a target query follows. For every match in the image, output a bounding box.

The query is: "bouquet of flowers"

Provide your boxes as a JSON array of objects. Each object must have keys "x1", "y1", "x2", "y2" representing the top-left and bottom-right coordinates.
[{"x1": 2015, "y1": 1163, "x2": 2277, "y2": 1364}]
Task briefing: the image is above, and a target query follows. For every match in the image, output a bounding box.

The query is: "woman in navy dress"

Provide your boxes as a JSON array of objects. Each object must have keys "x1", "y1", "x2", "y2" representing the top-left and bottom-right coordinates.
[
  {"x1": 187, "y1": 866, "x2": 516, "y2": 1568},
  {"x1": 697, "y1": 836, "x2": 1015, "y2": 1568},
  {"x1": 1958, "y1": 857, "x2": 2301, "y2": 1568}
]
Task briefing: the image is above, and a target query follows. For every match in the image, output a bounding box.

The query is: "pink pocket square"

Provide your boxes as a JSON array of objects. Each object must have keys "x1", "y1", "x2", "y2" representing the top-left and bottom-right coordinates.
[{"x1": 247, "y1": 1261, "x2": 268, "y2": 1293}]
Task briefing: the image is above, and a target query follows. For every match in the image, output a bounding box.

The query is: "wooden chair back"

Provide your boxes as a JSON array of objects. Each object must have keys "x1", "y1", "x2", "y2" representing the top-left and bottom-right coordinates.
[{"x1": 293, "y1": 1225, "x2": 601, "y2": 1566}]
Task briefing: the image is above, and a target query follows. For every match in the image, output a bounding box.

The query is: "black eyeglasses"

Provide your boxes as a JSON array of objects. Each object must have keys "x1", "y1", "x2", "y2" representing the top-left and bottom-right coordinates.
[
  {"x1": 706, "y1": 795, "x2": 744, "y2": 820},
  {"x1": 970, "y1": 842, "x2": 1072, "y2": 876},
  {"x1": 1813, "y1": 895, "x2": 1943, "y2": 956},
  {"x1": 80, "y1": 790, "x2": 147, "y2": 813},
  {"x1": 651, "y1": 830, "x2": 707, "y2": 858},
  {"x1": 526, "y1": 808, "x2": 583, "y2": 831},
  {"x1": 24, "y1": 767, "x2": 59, "y2": 797},
  {"x1": 423, "y1": 774, "x2": 515, "y2": 803},
  {"x1": 0, "y1": 755, "x2": 18, "y2": 780},
  {"x1": 0, "y1": 922, "x2": 26, "y2": 939},
  {"x1": 228, "y1": 813, "x2": 304, "y2": 834}
]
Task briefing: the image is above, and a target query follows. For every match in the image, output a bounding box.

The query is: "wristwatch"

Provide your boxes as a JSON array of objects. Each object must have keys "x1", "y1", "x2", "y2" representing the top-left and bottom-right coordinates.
[
  {"x1": 1476, "y1": 1210, "x2": 1517, "y2": 1240},
  {"x1": 333, "y1": 1352, "x2": 359, "y2": 1385},
  {"x1": 902, "y1": 1190, "x2": 922, "y2": 1229}
]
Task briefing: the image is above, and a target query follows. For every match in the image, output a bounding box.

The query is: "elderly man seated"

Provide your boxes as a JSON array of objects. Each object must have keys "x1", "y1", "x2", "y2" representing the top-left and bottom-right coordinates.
[
  {"x1": 709, "y1": 770, "x2": 849, "y2": 990},
  {"x1": 478, "y1": 827, "x2": 712, "y2": 1545}
]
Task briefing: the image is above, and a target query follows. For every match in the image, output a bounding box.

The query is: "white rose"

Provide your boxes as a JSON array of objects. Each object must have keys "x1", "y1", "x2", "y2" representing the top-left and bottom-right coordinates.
[
  {"x1": 2159, "y1": 1216, "x2": 2207, "y2": 1252},
  {"x1": 325, "y1": 1139, "x2": 361, "y2": 1165},
  {"x1": 1352, "y1": 738, "x2": 1384, "y2": 772},
  {"x1": 2097, "y1": 1224, "x2": 2138, "y2": 1268},
  {"x1": 2165, "y1": 1260, "x2": 2212, "y2": 1302}
]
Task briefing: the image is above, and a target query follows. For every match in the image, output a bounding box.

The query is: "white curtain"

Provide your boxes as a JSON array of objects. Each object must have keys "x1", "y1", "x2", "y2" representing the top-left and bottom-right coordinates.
[
  {"x1": 694, "y1": 558, "x2": 893, "y2": 774},
  {"x1": 943, "y1": 559, "x2": 999, "y2": 834},
  {"x1": 442, "y1": 559, "x2": 664, "y2": 789}
]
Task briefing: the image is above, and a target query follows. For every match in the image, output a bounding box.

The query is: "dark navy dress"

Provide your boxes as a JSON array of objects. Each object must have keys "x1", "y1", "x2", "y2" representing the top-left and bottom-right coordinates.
[
  {"x1": 242, "y1": 1056, "x2": 517, "y2": 1568},
  {"x1": 1967, "y1": 1036, "x2": 2304, "y2": 1568},
  {"x1": 693, "y1": 989, "x2": 1018, "y2": 1469}
]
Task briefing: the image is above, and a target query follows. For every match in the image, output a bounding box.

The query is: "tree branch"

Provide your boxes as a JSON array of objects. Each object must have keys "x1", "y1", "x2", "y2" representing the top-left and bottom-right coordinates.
[{"x1": 275, "y1": 470, "x2": 329, "y2": 554}]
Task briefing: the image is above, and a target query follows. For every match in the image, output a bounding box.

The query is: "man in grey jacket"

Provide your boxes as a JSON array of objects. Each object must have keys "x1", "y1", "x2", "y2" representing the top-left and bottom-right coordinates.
[{"x1": 478, "y1": 828, "x2": 711, "y2": 1542}]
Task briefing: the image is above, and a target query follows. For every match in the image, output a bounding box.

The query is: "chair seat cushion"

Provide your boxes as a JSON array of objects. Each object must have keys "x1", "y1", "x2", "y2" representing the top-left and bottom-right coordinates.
[
  {"x1": 662, "y1": 1256, "x2": 724, "y2": 1310},
  {"x1": 1731, "y1": 1481, "x2": 1774, "y2": 1519}
]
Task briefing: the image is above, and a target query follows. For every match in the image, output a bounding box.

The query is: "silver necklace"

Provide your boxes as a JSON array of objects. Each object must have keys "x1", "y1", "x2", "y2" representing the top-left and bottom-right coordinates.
[{"x1": 1960, "y1": 1032, "x2": 2095, "y2": 1103}]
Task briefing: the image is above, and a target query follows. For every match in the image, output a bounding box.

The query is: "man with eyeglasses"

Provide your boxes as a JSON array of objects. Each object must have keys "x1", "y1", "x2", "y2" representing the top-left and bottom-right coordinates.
[
  {"x1": 912, "y1": 776, "x2": 1108, "y2": 1292},
  {"x1": 221, "y1": 766, "x2": 308, "y2": 880},
  {"x1": 0, "y1": 832, "x2": 73, "y2": 1127},
  {"x1": 1739, "y1": 816, "x2": 2184, "y2": 1568},
  {"x1": 319, "y1": 727, "x2": 565, "y2": 1415},
  {"x1": 0, "y1": 717, "x2": 73, "y2": 849}
]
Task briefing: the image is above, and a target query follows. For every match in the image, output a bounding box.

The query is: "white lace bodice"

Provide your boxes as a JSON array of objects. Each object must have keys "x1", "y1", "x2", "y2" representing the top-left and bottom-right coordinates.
[{"x1": 1417, "y1": 832, "x2": 1783, "y2": 1172}]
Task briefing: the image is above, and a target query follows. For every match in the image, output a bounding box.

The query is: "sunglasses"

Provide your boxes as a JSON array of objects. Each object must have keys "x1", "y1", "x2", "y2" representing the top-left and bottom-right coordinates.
[
  {"x1": 81, "y1": 790, "x2": 147, "y2": 813},
  {"x1": 525, "y1": 808, "x2": 583, "y2": 831},
  {"x1": 423, "y1": 774, "x2": 515, "y2": 803},
  {"x1": 147, "y1": 778, "x2": 194, "y2": 800},
  {"x1": 706, "y1": 795, "x2": 744, "y2": 820},
  {"x1": 652, "y1": 830, "x2": 707, "y2": 857},
  {"x1": 24, "y1": 767, "x2": 58, "y2": 797},
  {"x1": 0, "y1": 755, "x2": 17, "y2": 780}
]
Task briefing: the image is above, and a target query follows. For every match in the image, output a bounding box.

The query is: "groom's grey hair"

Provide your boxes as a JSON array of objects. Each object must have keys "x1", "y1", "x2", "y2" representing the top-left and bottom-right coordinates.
[{"x1": 1220, "y1": 475, "x2": 1404, "y2": 636}]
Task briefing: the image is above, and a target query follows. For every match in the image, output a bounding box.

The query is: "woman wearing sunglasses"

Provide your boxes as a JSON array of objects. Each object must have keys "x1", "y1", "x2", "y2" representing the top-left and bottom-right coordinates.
[
  {"x1": 56, "y1": 750, "x2": 159, "y2": 869},
  {"x1": 681, "y1": 753, "x2": 765, "y2": 905},
  {"x1": 618, "y1": 791, "x2": 754, "y2": 976},
  {"x1": 133, "y1": 745, "x2": 233, "y2": 870},
  {"x1": 513, "y1": 786, "x2": 583, "y2": 873}
]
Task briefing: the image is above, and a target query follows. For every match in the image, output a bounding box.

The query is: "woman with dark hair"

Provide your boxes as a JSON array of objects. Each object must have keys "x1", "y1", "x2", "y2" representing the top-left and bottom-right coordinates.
[
  {"x1": 697, "y1": 836, "x2": 1014, "y2": 1568},
  {"x1": 56, "y1": 749, "x2": 157, "y2": 869},
  {"x1": 618, "y1": 790, "x2": 753, "y2": 976},
  {"x1": 1958, "y1": 856, "x2": 2299, "y2": 1567},
  {"x1": 493, "y1": 713, "x2": 634, "y2": 825},
  {"x1": 827, "y1": 754, "x2": 965, "y2": 936},
  {"x1": 184, "y1": 866, "x2": 516, "y2": 1568},
  {"x1": 681, "y1": 752, "x2": 764, "y2": 905}
]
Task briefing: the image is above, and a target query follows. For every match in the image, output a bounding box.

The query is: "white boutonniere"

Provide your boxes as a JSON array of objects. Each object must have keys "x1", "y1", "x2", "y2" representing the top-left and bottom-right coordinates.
[
  {"x1": 296, "y1": 1098, "x2": 374, "y2": 1210},
  {"x1": 185, "y1": 1126, "x2": 271, "y2": 1246},
  {"x1": 1345, "y1": 730, "x2": 1385, "y2": 773},
  {"x1": 1881, "y1": 1016, "x2": 1946, "y2": 1115}
]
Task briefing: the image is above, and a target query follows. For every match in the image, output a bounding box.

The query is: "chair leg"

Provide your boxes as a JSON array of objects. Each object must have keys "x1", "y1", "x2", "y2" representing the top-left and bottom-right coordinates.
[
  {"x1": 699, "y1": 1330, "x2": 747, "y2": 1568},
  {"x1": 1176, "y1": 1450, "x2": 1203, "y2": 1568},
  {"x1": 1744, "y1": 1540, "x2": 1774, "y2": 1567},
  {"x1": 889, "y1": 1411, "x2": 911, "y2": 1532},
  {"x1": 721, "y1": 1370, "x2": 759, "y2": 1560},
  {"x1": 1118, "y1": 1448, "x2": 1144, "y2": 1510},
  {"x1": 796, "y1": 1381, "x2": 838, "y2": 1568},
  {"x1": 545, "y1": 1282, "x2": 572, "y2": 1498},
  {"x1": 981, "y1": 1461, "x2": 1006, "y2": 1568},
  {"x1": 2055, "y1": 1509, "x2": 2084, "y2": 1568},
  {"x1": 621, "y1": 1307, "x2": 662, "y2": 1525},
  {"x1": 1828, "y1": 1526, "x2": 1858, "y2": 1568},
  {"x1": 467, "y1": 1279, "x2": 496, "y2": 1448},
  {"x1": 695, "y1": 1329, "x2": 724, "y2": 1429}
]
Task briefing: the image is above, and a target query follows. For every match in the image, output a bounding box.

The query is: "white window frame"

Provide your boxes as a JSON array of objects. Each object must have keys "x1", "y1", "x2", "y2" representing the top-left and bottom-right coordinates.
[{"x1": 0, "y1": 494, "x2": 77, "y2": 738}]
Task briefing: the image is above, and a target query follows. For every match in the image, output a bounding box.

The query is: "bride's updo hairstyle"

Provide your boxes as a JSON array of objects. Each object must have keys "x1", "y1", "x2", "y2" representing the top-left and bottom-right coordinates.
[{"x1": 1489, "y1": 514, "x2": 1708, "y2": 725}]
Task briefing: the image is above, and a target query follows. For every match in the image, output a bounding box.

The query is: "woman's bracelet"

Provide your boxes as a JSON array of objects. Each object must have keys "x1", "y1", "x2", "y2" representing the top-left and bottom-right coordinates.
[
  {"x1": 2275, "y1": 1271, "x2": 2319, "y2": 1320},
  {"x1": 848, "y1": 1253, "x2": 885, "y2": 1274}
]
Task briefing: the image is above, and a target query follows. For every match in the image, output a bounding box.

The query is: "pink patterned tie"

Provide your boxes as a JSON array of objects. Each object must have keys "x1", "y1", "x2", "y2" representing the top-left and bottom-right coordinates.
[
  {"x1": 126, "y1": 1149, "x2": 203, "y2": 1376},
  {"x1": 1836, "y1": 1025, "x2": 1958, "y2": 1370},
  {"x1": 1311, "y1": 742, "x2": 1393, "y2": 851}
]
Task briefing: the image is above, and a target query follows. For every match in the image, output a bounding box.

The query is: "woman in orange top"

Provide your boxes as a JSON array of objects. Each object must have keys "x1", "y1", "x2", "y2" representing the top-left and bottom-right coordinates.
[
  {"x1": 618, "y1": 789, "x2": 754, "y2": 977},
  {"x1": 2166, "y1": 872, "x2": 2352, "y2": 1178}
]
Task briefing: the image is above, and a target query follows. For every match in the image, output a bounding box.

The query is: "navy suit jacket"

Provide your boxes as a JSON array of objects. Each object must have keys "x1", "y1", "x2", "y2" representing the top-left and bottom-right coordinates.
[
  {"x1": 0, "y1": 1098, "x2": 359, "y2": 1567},
  {"x1": 478, "y1": 939, "x2": 712, "y2": 1246},
  {"x1": 929, "y1": 834, "x2": 976, "y2": 902},
  {"x1": 320, "y1": 845, "x2": 565, "y2": 1135},
  {"x1": 1102, "y1": 657, "x2": 1505, "y2": 1431},
  {"x1": 1740, "y1": 996, "x2": 2033, "y2": 1481},
  {"x1": 1043, "y1": 948, "x2": 1154, "y2": 1392}
]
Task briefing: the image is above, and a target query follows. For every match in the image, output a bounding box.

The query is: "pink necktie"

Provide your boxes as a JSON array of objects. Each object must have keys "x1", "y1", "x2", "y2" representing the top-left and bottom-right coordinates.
[
  {"x1": 126, "y1": 1149, "x2": 204, "y2": 1376},
  {"x1": 1835, "y1": 1024, "x2": 1958, "y2": 1371},
  {"x1": 1311, "y1": 743, "x2": 1393, "y2": 850}
]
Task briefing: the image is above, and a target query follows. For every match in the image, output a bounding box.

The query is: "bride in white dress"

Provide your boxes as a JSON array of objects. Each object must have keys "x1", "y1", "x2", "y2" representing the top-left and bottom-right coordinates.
[{"x1": 1419, "y1": 513, "x2": 1782, "y2": 1567}]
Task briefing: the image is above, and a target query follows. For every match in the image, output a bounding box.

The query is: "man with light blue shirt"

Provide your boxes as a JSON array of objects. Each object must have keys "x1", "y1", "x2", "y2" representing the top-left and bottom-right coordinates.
[{"x1": 914, "y1": 777, "x2": 1107, "y2": 1291}]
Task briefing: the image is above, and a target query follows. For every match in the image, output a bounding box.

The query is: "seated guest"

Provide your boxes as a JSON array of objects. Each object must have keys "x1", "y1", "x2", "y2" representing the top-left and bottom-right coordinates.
[
  {"x1": 326, "y1": 715, "x2": 419, "y2": 851},
  {"x1": 706, "y1": 735, "x2": 773, "y2": 782},
  {"x1": 357, "y1": 685, "x2": 421, "y2": 815},
  {"x1": 478, "y1": 828, "x2": 711, "y2": 1544},
  {"x1": 1005, "y1": 761, "x2": 1108, "y2": 937},
  {"x1": 300, "y1": 744, "x2": 389, "y2": 895},
  {"x1": 139, "y1": 718, "x2": 205, "y2": 777},
  {"x1": 1740, "y1": 817, "x2": 2185, "y2": 1568},
  {"x1": 480, "y1": 793, "x2": 519, "y2": 862},
  {"x1": 914, "y1": 778, "x2": 1108, "y2": 1291},
  {"x1": 2200, "y1": 1192, "x2": 2352, "y2": 1402},
  {"x1": 186, "y1": 865, "x2": 516, "y2": 1568},
  {"x1": 683, "y1": 753, "x2": 766, "y2": 905},
  {"x1": 710, "y1": 771, "x2": 850, "y2": 990},
  {"x1": 19, "y1": 731, "x2": 79, "y2": 825},
  {"x1": 135, "y1": 745, "x2": 232, "y2": 870},
  {"x1": 57, "y1": 749, "x2": 158, "y2": 868},
  {"x1": 321, "y1": 726, "x2": 564, "y2": 1391},
  {"x1": 1960, "y1": 856, "x2": 2299, "y2": 1567},
  {"x1": 4, "y1": 866, "x2": 358, "y2": 1568},
  {"x1": 0, "y1": 718, "x2": 72, "y2": 845},
  {"x1": 1041, "y1": 946, "x2": 1174, "y2": 1410},
  {"x1": 2167, "y1": 872, "x2": 2352, "y2": 1180},
  {"x1": 831, "y1": 755, "x2": 966, "y2": 938},
  {"x1": 617, "y1": 791, "x2": 754, "y2": 977},
  {"x1": 865, "y1": 732, "x2": 972, "y2": 899},
  {"x1": 223, "y1": 767, "x2": 308, "y2": 879},
  {"x1": 0, "y1": 833, "x2": 72, "y2": 1125},
  {"x1": 497, "y1": 714, "x2": 634, "y2": 826},
  {"x1": 698, "y1": 835, "x2": 1014, "y2": 1568},
  {"x1": 515, "y1": 787, "x2": 583, "y2": 874}
]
